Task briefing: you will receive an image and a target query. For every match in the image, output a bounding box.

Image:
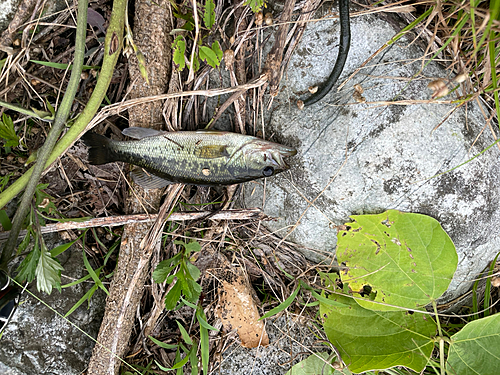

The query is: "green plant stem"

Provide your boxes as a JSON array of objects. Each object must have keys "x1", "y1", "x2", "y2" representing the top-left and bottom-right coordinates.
[
  {"x1": 488, "y1": 0, "x2": 500, "y2": 129},
  {"x1": 0, "y1": 0, "x2": 127, "y2": 269},
  {"x1": 0, "y1": 0, "x2": 126, "y2": 213},
  {"x1": 0, "y1": 0, "x2": 88, "y2": 270},
  {"x1": 432, "y1": 301, "x2": 445, "y2": 375},
  {"x1": 0, "y1": 100, "x2": 52, "y2": 121}
]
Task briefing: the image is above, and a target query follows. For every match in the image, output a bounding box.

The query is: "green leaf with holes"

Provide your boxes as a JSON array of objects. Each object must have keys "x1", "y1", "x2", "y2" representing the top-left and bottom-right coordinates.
[
  {"x1": 172, "y1": 36, "x2": 186, "y2": 71},
  {"x1": 203, "y1": 0, "x2": 215, "y2": 29},
  {"x1": 199, "y1": 41, "x2": 223, "y2": 69},
  {"x1": 447, "y1": 313, "x2": 500, "y2": 375},
  {"x1": 320, "y1": 292, "x2": 436, "y2": 373},
  {"x1": 337, "y1": 210, "x2": 457, "y2": 311}
]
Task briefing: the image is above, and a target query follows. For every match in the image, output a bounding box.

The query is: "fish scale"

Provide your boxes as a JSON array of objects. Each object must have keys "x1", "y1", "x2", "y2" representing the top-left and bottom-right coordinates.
[{"x1": 82, "y1": 129, "x2": 296, "y2": 187}]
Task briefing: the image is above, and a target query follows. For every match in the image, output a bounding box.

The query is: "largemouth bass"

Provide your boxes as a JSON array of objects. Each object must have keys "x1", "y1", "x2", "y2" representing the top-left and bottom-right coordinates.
[{"x1": 82, "y1": 127, "x2": 296, "y2": 188}]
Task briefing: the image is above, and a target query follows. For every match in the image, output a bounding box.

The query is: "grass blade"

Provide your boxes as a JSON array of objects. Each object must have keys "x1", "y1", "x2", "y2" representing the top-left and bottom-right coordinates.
[{"x1": 260, "y1": 284, "x2": 300, "y2": 320}]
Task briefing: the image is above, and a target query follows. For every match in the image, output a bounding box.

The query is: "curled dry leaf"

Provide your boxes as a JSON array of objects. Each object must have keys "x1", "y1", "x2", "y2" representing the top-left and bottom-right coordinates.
[
  {"x1": 353, "y1": 91, "x2": 366, "y2": 103},
  {"x1": 308, "y1": 86, "x2": 318, "y2": 94},
  {"x1": 297, "y1": 100, "x2": 305, "y2": 110},
  {"x1": 428, "y1": 79, "x2": 449, "y2": 99},
  {"x1": 354, "y1": 83, "x2": 364, "y2": 93},
  {"x1": 255, "y1": 11, "x2": 264, "y2": 26},
  {"x1": 353, "y1": 84, "x2": 366, "y2": 102},
  {"x1": 491, "y1": 276, "x2": 500, "y2": 288},
  {"x1": 264, "y1": 13, "x2": 273, "y2": 26},
  {"x1": 454, "y1": 73, "x2": 467, "y2": 83},
  {"x1": 217, "y1": 273, "x2": 269, "y2": 348}
]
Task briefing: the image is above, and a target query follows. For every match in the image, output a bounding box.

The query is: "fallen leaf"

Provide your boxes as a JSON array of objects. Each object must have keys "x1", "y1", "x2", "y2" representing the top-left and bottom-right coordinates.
[{"x1": 218, "y1": 272, "x2": 269, "y2": 348}]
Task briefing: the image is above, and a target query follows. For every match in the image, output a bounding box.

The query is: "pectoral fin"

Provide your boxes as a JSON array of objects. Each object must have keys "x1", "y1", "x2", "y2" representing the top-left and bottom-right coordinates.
[{"x1": 130, "y1": 167, "x2": 172, "y2": 189}]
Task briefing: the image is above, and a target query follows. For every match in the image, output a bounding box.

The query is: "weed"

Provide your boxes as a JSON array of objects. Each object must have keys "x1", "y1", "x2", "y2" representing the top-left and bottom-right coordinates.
[{"x1": 0, "y1": 114, "x2": 19, "y2": 154}]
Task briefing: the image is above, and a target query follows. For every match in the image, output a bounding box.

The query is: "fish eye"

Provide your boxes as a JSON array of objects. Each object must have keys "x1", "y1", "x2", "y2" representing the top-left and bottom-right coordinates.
[{"x1": 262, "y1": 166, "x2": 274, "y2": 177}]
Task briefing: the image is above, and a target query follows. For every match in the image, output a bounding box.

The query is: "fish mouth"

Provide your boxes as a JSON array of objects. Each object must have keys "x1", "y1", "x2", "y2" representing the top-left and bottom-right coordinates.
[
  {"x1": 277, "y1": 145, "x2": 297, "y2": 158},
  {"x1": 267, "y1": 145, "x2": 297, "y2": 170},
  {"x1": 237, "y1": 140, "x2": 297, "y2": 172}
]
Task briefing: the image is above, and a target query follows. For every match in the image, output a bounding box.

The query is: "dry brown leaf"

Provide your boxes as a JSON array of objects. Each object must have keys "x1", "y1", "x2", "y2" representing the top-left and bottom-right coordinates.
[{"x1": 218, "y1": 274, "x2": 269, "y2": 348}]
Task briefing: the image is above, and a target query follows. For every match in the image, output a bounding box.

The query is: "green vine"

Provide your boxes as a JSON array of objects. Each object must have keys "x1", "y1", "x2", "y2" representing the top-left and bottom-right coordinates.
[{"x1": 0, "y1": 0, "x2": 127, "y2": 270}]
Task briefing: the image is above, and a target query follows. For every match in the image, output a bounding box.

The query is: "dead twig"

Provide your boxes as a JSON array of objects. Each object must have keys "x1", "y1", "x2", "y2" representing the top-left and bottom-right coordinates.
[
  {"x1": 0, "y1": 208, "x2": 267, "y2": 242},
  {"x1": 262, "y1": 0, "x2": 296, "y2": 96}
]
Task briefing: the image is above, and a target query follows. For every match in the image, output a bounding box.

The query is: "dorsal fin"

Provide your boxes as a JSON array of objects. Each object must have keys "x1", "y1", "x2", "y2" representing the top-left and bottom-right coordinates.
[{"x1": 122, "y1": 127, "x2": 164, "y2": 139}]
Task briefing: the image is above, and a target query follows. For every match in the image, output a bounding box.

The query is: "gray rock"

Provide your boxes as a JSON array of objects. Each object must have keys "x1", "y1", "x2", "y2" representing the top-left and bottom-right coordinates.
[
  {"x1": 220, "y1": 316, "x2": 324, "y2": 375},
  {"x1": 243, "y1": 9, "x2": 500, "y2": 302},
  {"x1": 0, "y1": 0, "x2": 21, "y2": 32},
  {"x1": 0, "y1": 0, "x2": 69, "y2": 36},
  {"x1": 0, "y1": 235, "x2": 106, "y2": 375}
]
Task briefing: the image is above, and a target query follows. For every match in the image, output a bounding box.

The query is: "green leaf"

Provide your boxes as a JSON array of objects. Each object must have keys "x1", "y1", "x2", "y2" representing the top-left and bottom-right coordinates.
[
  {"x1": 189, "y1": 338, "x2": 199, "y2": 375},
  {"x1": 285, "y1": 352, "x2": 350, "y2": 375},
  {"x1": 149, "y1": 335, "x2": 178, "y2": 350},
  {"x1": 173, "y1": 11, "x2": 194, "y2": 23},
  {"x1": 17, "y1": 229, "x2": 32, "y2": 255},
  {"x1": 196, "y1": 308, "x2": 218, "y2": 331},
  {"x1": 260, "y1": 285, "x2": 300, "y2": 320},
  {"x1": 35, "y1": 244, "x2": 64, "y2": 294},
  {"x1": 0, "y1": 113, "x2": 19, "y2": 149},
  {"x1": 61, "y1": 269, "x2": 97, "y2": 288},
  {"x1": 320, "y1": 292, "x2": 436, "y2": 373},
  {"x1": 176, "y1": 320, "x2": 193, "y2": 345},
  {"x1": 184, "y1": 240, "x2": 201, "y2": 254},
  {"x1": 16, "y1": 244, "x2": 41, "y2": 283},
  {"x1": 300, "y1": 281, "x2": 347, "y2": 308},
  {"x1": 45, "y1": 98, "x2": 55, "y2": 117},
  {"x1": 203, "y1": 0, "x2": 215, "y2": 29},
  {"x1": 153, "y1": 259, "x2": 177, "y2": 283},
  {"x1": 199, "y1": 45, "x2": 222, "y2": 68},
  {"x1": 178, "y1": 269, "x2": 191, "y2": 300},
  {"x1": 176, "y1": 348, "x2": 184, "y2": 375},
  {"x1": 30, "y1": 60, "x2": 99, "y2": 70},
  {"x1": 243, "y1": 0, "x2": 265, "y2": 13},
  {"x1": 447, "y1": 313, "x2": 500, "y2": 375},
  {"x1": 82, "y1": 249, "x2": 108, "y2": 296},
  {"x1": 198, "y1": 308, "x2": 210, "y2": 374},
  {"x1": 336, "y1": 210, "x2": 457, "y2": 311},
  {"x1": 50, "y1": 239, "x2": 77, "y2": 257},
  {"x1": 0, "y1": 209, "x2": 11, "y2": 230},
  {"x1": 180, "y1": 296, "x2": 198, "y2": 309},
  {"x1": 172, "y1": 36, "x2": 186, "y2": 71},
  {"x1": 0, "y1": 173, "x2": 12, "y2": 193},
  {"x1": 211, "y1": 41, "x2": 223, "y2": 61},
  {"x1": 185, "y1": 261, "x2": 200, "y2": 280},
  {"x1": 170, "y1": 348, "x2": 191, "y2": 370},
  {"x1": 34, "y1": 183, "x2": 57, "y2": 218},
  {"x1": 155, "y1": 351, "x2": 190, "y2": 372},
  {"x1": 31, "y1": 108, "x2": 53, "y2": 120},
  {"x1": 64, "y1": 284, "x2": 98, "y2": 317},
  {"x1": 186, "y1": 278, "x2": 201, "y2": 304},
  {"x1": 165, "y1": 282, "x2": 182, "y2": 310}
]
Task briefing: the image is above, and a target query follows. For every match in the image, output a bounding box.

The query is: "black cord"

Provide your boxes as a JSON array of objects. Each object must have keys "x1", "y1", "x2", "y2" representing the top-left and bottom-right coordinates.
[{"x1": 304, "y1": 0, "x2": 351, "y2": 106}]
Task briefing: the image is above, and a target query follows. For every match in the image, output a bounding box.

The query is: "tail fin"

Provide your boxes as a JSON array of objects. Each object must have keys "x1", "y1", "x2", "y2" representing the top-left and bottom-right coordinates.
[{"x1": 81, "y1": 132, "x2": 117, "y2": 165}]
